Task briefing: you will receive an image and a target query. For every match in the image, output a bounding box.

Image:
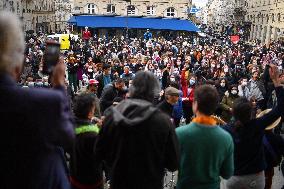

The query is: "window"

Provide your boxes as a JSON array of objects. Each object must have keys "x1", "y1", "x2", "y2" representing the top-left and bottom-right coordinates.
[
  {"x1": 74, "y1": 6, "x2": 80, "y2": 11},
  {"x1": 107, "y1": 4, "x2": 115, "y2": 14},
  {"x1": 87, "y1": 3, "x2": 96, "y2": 14},
  {"x1": 127, "y1": 5, "x2": 136, "y2": 15},
  {"x1": 147, "y1": 6, "x2": 155, "y2": 15},
  {"x1": 165, "y1": 7, "x2": 176, "y2": 17}
]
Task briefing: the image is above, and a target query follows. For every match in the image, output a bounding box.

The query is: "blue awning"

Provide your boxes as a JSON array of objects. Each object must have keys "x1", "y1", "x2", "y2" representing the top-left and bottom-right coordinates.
[
  {"x1": 68, "y1": 15, "x2": 200, "y2": 32},
  {"x1": 68, "y1": 16, "x2": 77, "y2": 23}
]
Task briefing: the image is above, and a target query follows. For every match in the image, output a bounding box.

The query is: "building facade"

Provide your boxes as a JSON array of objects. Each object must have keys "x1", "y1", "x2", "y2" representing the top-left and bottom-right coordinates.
[
  {"x1": 54, "y1": 0, "x2": 73, "y2": 32},
  {"x1": 73, "y1": 0, "x2": 191, "y2": 19},
  {"x1": 245, "y1": 0, "x2": 284, "y2": 44},
  {"x1": 1, "y1": 0, "x2": 73, "y2": 33}
]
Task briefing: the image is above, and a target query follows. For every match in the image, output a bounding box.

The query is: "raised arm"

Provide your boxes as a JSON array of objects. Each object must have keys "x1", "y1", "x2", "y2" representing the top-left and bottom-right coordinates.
[{"x1": 255, "y1": 64, "x2": 284, "y2": 129}]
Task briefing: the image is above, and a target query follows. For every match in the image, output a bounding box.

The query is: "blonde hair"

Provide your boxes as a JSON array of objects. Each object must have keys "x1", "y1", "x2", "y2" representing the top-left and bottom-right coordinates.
[{"x1": 0, "y1": 11, "x2": 25, "y2": 73}]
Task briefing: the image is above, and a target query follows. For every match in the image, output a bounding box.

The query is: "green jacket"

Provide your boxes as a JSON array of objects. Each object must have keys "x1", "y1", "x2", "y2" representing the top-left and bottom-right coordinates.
[{"x1": 220, "y1": 95, "x2": 238, "y2": 122}]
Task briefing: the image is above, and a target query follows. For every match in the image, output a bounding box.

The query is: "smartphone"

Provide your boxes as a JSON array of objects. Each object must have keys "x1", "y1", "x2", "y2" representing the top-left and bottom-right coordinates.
[{"x1": 42, "y1": 40, "x2": 61, "y2": 74}]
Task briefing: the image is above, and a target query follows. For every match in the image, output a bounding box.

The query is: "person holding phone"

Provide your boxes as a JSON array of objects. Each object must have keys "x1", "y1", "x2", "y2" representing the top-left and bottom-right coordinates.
[{"x1": 0, "y1": 12, "x2": 74, "y2": 189}]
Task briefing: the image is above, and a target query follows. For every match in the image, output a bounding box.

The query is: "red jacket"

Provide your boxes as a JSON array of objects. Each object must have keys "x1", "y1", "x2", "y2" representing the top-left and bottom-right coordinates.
[
  {"x1": 181, "y1": 70, "x2": 188, "y2": 98},
  {"x1": 82, "y1": 30, "x2": 91, "y2": 40}
]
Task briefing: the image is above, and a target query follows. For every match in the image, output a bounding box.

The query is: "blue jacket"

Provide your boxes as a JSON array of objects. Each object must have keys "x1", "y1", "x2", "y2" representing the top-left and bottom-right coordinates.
[
  {"x1": 172, "y1": 97, "x2": 183, "y2": 119},
  {"x1": 144, "y1": 32, "x2": 152, "y2": 40},
  {"x1": 0, "y1": 74, "x2": 75, "y2": 189}
]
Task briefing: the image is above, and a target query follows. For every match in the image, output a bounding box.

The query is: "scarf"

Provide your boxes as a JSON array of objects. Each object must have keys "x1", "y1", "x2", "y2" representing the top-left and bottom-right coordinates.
[{"x1": 192, "y1": 115, "x2": 217, "y2": 126}]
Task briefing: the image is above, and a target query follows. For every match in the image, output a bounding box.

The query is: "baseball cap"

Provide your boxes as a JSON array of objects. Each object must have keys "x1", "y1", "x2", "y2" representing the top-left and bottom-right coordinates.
[{"x1": 89, "y1": 79, "x2": 99, "y2": 85}]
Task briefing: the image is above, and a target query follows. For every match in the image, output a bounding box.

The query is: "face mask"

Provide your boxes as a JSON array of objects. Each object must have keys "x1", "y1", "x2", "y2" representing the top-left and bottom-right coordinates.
[
  {"x1": 36, "y1": 82, "x2": 43, "y2": 87},
  {"x1": 231, "y1": 90, "x2": 238, "y2": 95},
  {"x1": 190, "y1": 79, "x2": 195, "y2": 86},
  {"x1": 242, "y1": 81, "x2": 247, "y2": 86},
  {"x1": 224, "y1": 68, "x2": 229, "y2": 73},
  {"x1": 170, "y1": 77, "x2": 175, "y2": 82},
  {"x1": 211, "y1": 64, "x2": 215, "y2": 68},
  {"x1": 220, "y1": 83, "x2": 226, "y2": 87},
  {"x1": 28, "y1": 82, "x2": 34, "y2": 87}
]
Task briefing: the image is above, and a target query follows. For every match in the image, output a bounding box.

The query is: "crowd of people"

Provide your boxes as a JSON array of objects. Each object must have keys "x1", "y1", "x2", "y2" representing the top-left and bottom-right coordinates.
[{"x1": 1, "y1": 11, "x2": 284, "y2": 189}]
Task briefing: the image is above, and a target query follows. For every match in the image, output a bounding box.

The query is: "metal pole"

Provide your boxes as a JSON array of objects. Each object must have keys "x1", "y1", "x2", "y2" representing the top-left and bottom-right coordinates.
[{"x1": 126, "y1": 2, "x2": 131, "y2": 42}]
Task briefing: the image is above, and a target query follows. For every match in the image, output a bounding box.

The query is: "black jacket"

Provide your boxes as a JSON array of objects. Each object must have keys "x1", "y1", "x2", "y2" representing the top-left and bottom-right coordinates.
[
  {"x1": 264, "y1": 131, "x2": 284, "y2": 169},
  {"x1": 99, "y1": 84, "x2": 126, "y2": 113},
  {"x1": 94, "y1": 99, "x2": 179, "y2": 189},
  {"x1": 223, "y1": 86, "x2": 284, "y2": 175},
  {"x1": 157, "y1": 100, "x2": 173, "y2": 117},
  {"x1": 70, "y1": 119, "x2": 103, "y2": 188},
  {"x1": 95, "y1": 73, "x2": 105, "y2": 98}
]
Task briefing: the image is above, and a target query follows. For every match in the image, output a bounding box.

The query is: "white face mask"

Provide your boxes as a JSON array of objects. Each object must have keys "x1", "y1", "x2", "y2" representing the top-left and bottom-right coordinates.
[
  {"x1": 220, "y1": 83, "x2": 226, "y2": 87},
  {"x1": 242, "y1": 81, "x2": 248, "y2": 86},
  {"x1": 28, "y1": 82, "x2": 34, "y2": 87},
  {"x1": 231, "y1": 90, "x2": 238, "y2": 95},
  {"x1": 170, "y1": 77, "x2": 175, "y2": 82},
  {"x1": 190, "y1": 79, "x2": 195, "y2": 85}
]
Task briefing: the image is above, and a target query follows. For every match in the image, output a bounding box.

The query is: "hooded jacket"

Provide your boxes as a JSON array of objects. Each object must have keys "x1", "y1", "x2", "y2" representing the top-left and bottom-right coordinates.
[{"x1": 94, "y1": 99, "x2": 179, "y2": 189}]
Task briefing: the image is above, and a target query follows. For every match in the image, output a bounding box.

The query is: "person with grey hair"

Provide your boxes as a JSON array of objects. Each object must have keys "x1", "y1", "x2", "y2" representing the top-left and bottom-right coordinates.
[
  {"x1": 0, "y1": 11, "x2": 74, "y2": 189},
  {"x1": 94, "y1": 71, "x2": 179, "y2": 189}
]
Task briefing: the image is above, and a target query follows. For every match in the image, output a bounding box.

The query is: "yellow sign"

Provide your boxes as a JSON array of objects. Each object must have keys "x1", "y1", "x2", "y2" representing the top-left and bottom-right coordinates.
[{"x1": 60, "y1": 34, "x2": 70, "y2": 50}]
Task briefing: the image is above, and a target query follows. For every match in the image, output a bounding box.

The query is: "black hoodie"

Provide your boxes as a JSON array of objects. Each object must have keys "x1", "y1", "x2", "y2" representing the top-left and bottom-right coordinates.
[{"x1": 94, "y1": 99, "x2": 179, "y2": 189}]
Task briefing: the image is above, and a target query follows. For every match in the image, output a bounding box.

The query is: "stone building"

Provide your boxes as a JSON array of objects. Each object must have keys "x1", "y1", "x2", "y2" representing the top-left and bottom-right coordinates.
[
  {"x1": 245, "y1": 0, "x2": 284, "y2": 44},
  {"x1": 54, "y1": 0, "x2": 73, "y2": 32},
  {"x1": 73, "y1": 0, "x2": 191, "y2": 19},
  {"x1": 1, "y1": 0, "x2": 54, "y2": 33}
]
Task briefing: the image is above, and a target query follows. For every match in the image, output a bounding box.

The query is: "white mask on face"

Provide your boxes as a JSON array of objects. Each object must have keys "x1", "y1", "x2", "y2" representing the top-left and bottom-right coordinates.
[
  {"x1": 170, "y1": 77, "x2": 175, "y2": 82},
  {"x1": 220, "y1": 83, "x2": 226, "y2": 87},
  {"x1": 189, "y1": 79, "x2": 195, "y2": 86},
  {"x1": 231, "y1": 90, "x2": 238, "y2": 95},
  {"x1": 28, "y1": 82, "x2": 35, "y2": 87},
  {"x1": 242, "y1": 81, "x2": 248, "y2": 86}
]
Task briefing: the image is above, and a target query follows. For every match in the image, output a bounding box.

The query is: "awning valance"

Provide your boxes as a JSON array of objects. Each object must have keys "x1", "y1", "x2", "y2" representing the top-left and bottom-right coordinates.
[{"x1": 68, "y1": 15, "x2": 200, "y2": 32}]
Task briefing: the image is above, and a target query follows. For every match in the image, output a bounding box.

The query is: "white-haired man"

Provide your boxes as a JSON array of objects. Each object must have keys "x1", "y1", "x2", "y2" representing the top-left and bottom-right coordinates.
[{"x1": 0, "y1": 11, "x2": 74, "y2": 189}]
